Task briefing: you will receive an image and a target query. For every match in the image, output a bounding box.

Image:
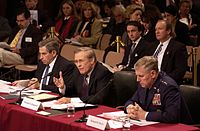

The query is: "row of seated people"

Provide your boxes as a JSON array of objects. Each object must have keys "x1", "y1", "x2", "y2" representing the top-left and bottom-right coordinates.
[
  {"x1": 1, "y1": 0, "x2": 200, "y2": 48},
  {"x1": 12, "y1": 37, "x2": 193, "y2": 125},
  {"x1": 0, "y1": 6, "x2": 189, "y2": 87}
]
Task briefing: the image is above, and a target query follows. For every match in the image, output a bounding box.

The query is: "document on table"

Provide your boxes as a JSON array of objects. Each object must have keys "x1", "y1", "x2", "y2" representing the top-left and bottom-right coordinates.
[
  {"x1": 42, "y1": 100, "x2": 96, "y2": 109},
  {"x1": 28, "y1": 93, "x2": 58, "y2": 101},
  {"x1": 98, "y1": 111, "x2": 159, "y2": 127}
]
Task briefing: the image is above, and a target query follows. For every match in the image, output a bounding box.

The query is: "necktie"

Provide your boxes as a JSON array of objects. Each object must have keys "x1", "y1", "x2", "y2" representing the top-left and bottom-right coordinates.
[
  {"x1": 42, "y1": 65, "x2": 50, "y2": 85},
  {"x1": 127, "y1": 42, "x2": 136, "y2": 67},
  {"x1": 153, "y1": 44, "x2": 163, "y2": 58},
  {"x1": 81, "y1": 75, "x2": 89, "y2": 97},
  {"x1": 10, "y1": 29, "x2": 23, "y2": 48}
]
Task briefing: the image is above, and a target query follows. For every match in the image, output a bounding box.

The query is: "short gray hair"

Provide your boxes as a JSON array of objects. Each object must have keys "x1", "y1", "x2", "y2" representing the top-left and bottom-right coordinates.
[
  {"x1": 38, "y1": 38, "x2": 60, "y2": 54},
  {"x1": 74, "y1": 47, "x2": 97, "y2": 62},
  {"x1": 134, "y1": 56, "x2": 158, "y2": 72}
]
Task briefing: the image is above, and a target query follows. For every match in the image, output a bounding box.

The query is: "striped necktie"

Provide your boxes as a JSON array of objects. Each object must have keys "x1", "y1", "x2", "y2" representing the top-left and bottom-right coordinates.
[
  {"x1": 153, "y1": 44, "x2": 163, "y2": 58},
  {"x1": 81, "y1": 75, "x2": 89, "y2": 97},
  {"x1": 10, "y1": 29, "x2": 23, "y2": 48}
]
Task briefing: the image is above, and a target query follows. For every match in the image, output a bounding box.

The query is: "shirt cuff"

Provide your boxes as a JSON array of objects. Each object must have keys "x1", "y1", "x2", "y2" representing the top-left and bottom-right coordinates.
[
  {"x1": 59, "y1": 85, "x2": 66, "y2": 95},
  {"x1": 70, "y1": 97, "x2": 83, "y2": 103},
  {"x1": 144, "y1": 112, "x2": 149, "y2": 119}
]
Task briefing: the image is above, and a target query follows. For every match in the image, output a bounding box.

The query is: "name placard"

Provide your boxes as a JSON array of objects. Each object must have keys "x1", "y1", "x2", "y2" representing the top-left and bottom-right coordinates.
[
  {"x1": 21, "y1": 97, "x2": 42, "y2": 111},
  {"x1": 86, "y1": 115, "x2": 109, "y2": 130}
]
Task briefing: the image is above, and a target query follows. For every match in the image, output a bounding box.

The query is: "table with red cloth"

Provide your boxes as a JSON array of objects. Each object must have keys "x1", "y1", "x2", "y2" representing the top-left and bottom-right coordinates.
[{"x1": 0, "y1": 93, "x2": 199, "y2": 131}]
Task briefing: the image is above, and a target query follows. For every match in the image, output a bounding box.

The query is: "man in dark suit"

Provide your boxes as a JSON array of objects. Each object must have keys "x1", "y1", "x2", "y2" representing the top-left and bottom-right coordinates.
[
  {"x1": 0, "y1": 8, "x2": 42, "y2": 67},
  {"x1": 114, "y1": 21, "x2": 149, "y2": 71},
  {"x1": 125, "y1": 56, "x2": 192, "y2": 124},
  {"x1": 150, "y1": 19, "x2": 188, "y2": 84},
  {"x1": 54, "y1": 47, "x2": 113, "y2": 104},
  {"x1": 27, "y1": 38, "x2": 75, "y2": 94}
]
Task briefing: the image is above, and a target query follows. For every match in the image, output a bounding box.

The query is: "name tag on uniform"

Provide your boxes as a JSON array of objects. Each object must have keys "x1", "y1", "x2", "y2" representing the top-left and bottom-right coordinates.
[{"x1": 25, "y1": 37, "x2": 32, "y2": 42}]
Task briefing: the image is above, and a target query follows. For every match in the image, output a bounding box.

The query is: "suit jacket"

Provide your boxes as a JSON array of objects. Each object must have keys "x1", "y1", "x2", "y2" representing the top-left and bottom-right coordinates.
[
  {"x1": 65, "y1": 62, "x2": 113, "y2": 104},
  {"x1": 125, "y1": 72, "x2": 193, "y2": 124},
  {"x1": 150, "y1": 39, "x2": 188, "y2": 84},
  {"x1": 120, "y1": 38, "x2": 150, "y2": 68},
  {"x1": 8, "y1": 24, "x2": 43, "y2": 64},
  {"x1": 35, "y1": 55, "x2": 75, "y2": 94},
  {"x1": 74, "y1": 18, "x2": 102, "y2": 48},
  {"x1": 175, "y1": 20, "x2": 190, "y2": 45}
]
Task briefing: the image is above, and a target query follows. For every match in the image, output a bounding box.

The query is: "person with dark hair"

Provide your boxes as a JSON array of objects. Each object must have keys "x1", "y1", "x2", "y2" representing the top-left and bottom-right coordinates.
[
  {"x1": 125, "y1": 56, "x2": 192, "y2": 124},
  {"x1": 0, "y1": 8, "x2": 42, "y2": 67},
  {"x1": 0, "y1": 16, "x2": 12, "y2": 41},
  {"x1": 19, "y1": 38, "x2": 75, "y2": 94},
  {"x1": 55, "y1": 0, "x2": 79, "y2": 40},
  {"x1": 113, "y1": 20, "x2": 150, "y2": 71},
  {"x1": 164, "y1": 5, "x2": 190, "y2": 45},
  {"x1": 25, "y1": 0, "x2": 53, "y2": 33}
]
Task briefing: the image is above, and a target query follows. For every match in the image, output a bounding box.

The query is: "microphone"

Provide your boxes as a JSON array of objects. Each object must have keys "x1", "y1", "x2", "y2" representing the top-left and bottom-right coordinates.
[
  {"x1": 0, "y1": 68, "x2": 15, "y2": 80},
  {"x1": 75, "y1": 78, "x2": 114, "y2": 122},
  {"x1": 16, "y1": 72, "x2": 53, "y2": 104}
]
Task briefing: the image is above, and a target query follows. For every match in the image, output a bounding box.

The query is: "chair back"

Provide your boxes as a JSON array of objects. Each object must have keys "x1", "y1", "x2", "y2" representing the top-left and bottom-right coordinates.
[
  {"x1": 104, "y1": 51, "x2": 124, "y2": 67},
  {"x1": 93, "y1": 49, "x2": 105, "y2": 62},
  {"x1": 180, "y1": 85, "x2": 200, "y2": 124},
  {"x1": 106, "y1": 71, "x2": 137, "y2": 107},
  {"x1": 96, "y1": 34, "x2": 112, "y2": 50},
  {"x1": 60, "y1": 44, "x2": 78, "y2": 61}
]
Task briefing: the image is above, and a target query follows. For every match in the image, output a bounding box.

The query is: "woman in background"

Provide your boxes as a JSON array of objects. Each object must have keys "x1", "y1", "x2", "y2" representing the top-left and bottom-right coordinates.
[
  {"x1": 55, "y1": 0, "x2": 79, "y2": 40},
  {"x1": 72, "y1": 2, "x2": 102, "y2": 48}
]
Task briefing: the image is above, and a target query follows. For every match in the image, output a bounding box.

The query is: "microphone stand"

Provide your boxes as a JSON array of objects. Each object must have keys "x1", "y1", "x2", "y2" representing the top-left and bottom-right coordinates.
[
  {"x1": 75, "y1": 79, "x2": 114, "y2": 122},
  {"x1": 16, "y1": 72, "x2": 53, "y2": 104}
]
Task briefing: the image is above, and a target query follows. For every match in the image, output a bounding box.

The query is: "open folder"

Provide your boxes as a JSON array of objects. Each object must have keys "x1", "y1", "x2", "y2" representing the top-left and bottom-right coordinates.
[{"x1": 28, "y1": 93, "x2": 59, "y2": 101}]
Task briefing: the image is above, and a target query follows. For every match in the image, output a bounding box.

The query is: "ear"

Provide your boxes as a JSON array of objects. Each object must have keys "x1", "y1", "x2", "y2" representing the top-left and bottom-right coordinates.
[
  {"x1": 150, "y1": 70, "x2": 157, "y2": 79},
  {"x1": 51, "y1": 50, "x2": 57, "y2": 57}
]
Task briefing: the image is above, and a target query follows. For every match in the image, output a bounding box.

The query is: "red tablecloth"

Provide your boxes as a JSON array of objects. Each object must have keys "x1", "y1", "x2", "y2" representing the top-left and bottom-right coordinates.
[{"x1": 0, "y1": 94, "x2": 199, "y2": 131}]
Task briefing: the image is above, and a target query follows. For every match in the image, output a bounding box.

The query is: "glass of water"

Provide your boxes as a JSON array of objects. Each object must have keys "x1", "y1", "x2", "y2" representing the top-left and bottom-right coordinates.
[{"x1": 67, "y1": 104, "x2": 75, "y2": 117}]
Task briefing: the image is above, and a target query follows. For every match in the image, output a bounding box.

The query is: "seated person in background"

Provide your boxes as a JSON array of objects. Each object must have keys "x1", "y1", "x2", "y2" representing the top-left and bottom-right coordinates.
[
  {"x1": 54, "y1": 47, "x2": 113, "y2": 104},
  {"x1": 71, "y1": 2, "x2": 102, "y2": 48},
  {"x1": 25, "y1": 38, "x2": 75, "y2": 94},
  {"x1": 125, "y1": 56, "x2": 193, "y2": 124},
  {"x1": 150, "y1": 19, "x2": 188, "y2": 85},
  {"x1": 25, "y1": 0, "x2": 53, "y2": 33},
  {"x1": 0, "y1": 8, "x2": 42, "y2": 67},
  {"x1": 113, "y1": 21, "x2": 150, "y2": 71},
  {"x1": 55, "y1": 0, "x2": 79, "y2": 40},
  {"x1": 0, "y1": 16, "x2": 12, "y2": 41},
  {"x1": 164, "y1": 5, "x2": 190, "y2": 45}
]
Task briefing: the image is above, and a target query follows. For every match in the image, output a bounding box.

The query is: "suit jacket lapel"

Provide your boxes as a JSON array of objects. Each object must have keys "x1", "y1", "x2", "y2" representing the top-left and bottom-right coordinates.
[{"x1": 161, "y1": 40, "x2": 172, "y2": 70}]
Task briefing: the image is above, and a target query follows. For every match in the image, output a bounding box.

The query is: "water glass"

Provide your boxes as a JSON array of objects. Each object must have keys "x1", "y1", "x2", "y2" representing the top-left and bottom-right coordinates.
[{"x1": 67, "y1": 104, "x2": 75, "y2": 117}]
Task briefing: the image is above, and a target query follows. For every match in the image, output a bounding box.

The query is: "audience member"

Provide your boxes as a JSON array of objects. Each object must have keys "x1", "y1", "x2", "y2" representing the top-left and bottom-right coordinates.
[
  {"x1": 25, "y1": 0, "x2": 53, "y2": 33},
  {"x1": 54, "y1": 47, "x2": 113, "y2": 104},
  {"x1": 142, "y1": 4, "x2": 162, "y2": 43},
  {"x1": 55, "y1": 0, "x2": 79, "y2": 40},
  {"x1": 164, "y1": 5, "x2": 190, "y2": 45},
  {"x1": 150, "y1": 19, "x2": 188, "y2": 84},
  {"x1": 24, "y1": 38, "x2": 75, "y2": 94},
  {"x1": 0, "y1": 8, "x2": 42, "y2": 67},
  {"x1": 103, "y1": 4, "x2": 126, "y2": 46},
  {"x1": 125, "y1": 56, "x2": 192, "y2": 124},
  {"x1": 0, "y1": 16, "x2": 12, "y2": 41},
  {"x1": 114, "y1": 21, "x2": 149, "y2": 71},
  {"x1": 71, "y1": 2, "x2": 102, "y2": 48}
]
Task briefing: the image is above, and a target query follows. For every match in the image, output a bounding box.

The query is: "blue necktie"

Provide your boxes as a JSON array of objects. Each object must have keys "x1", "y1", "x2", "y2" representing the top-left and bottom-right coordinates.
[
  {"x1": 127, "y1": 42, "x2": 136, "y2": 67},
  {"x1": 42, "y1": 65, "x2": 50, "y2": 85}
]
